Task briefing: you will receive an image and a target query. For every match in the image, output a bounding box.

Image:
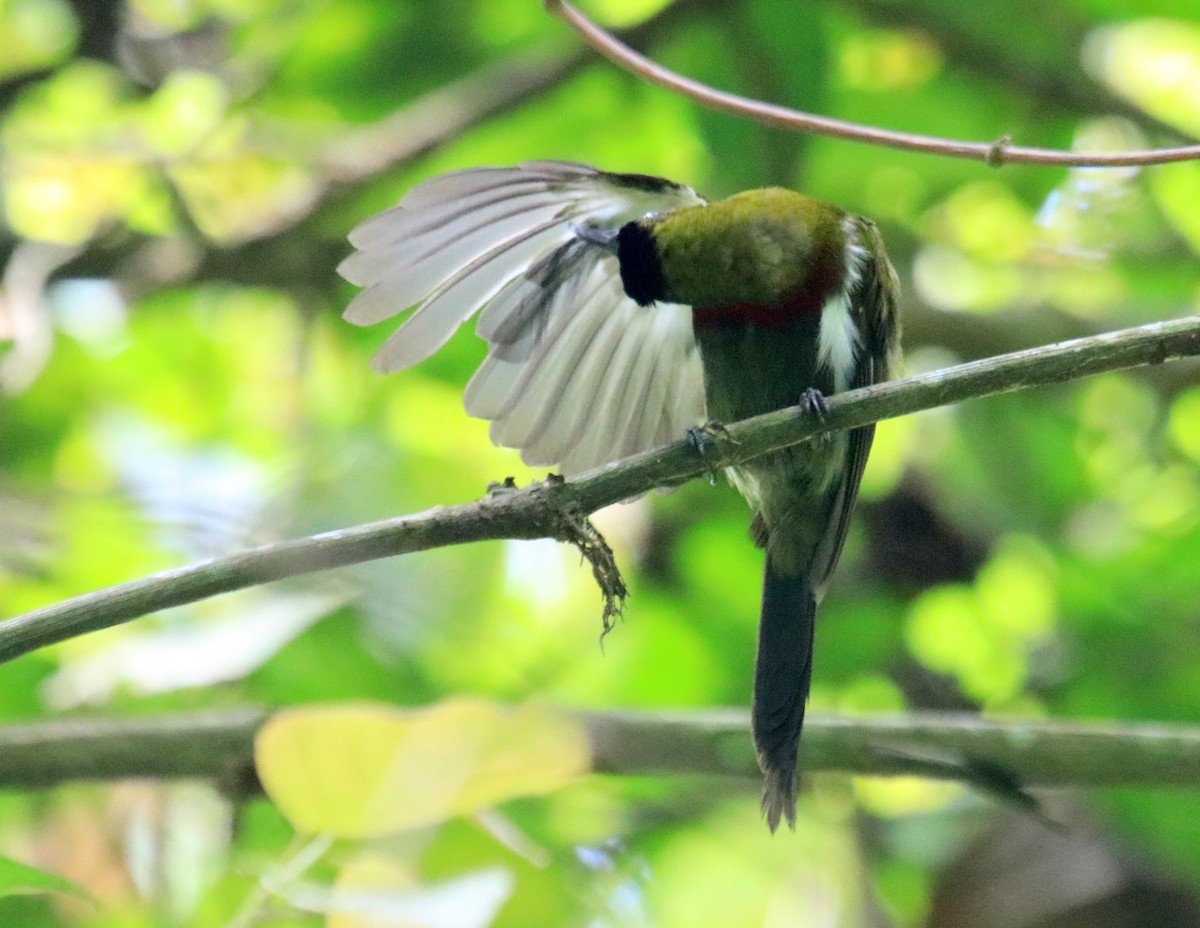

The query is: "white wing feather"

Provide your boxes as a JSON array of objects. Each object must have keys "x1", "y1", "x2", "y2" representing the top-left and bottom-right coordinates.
[{"x1": 340, "y1": 160, "x2": 707, "y2": 474}]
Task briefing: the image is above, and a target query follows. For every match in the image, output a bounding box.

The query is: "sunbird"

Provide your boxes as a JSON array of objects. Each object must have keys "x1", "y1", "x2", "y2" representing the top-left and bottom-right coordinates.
[{"x1": 339, "y1": 160, "x2": 900, "y2": 830}]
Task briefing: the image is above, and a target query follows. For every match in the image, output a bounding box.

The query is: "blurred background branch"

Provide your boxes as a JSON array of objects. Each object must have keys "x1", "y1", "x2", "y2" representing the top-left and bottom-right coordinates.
[{"x1": 1, "y1": 705, "x2": 1198, "y2": 791}]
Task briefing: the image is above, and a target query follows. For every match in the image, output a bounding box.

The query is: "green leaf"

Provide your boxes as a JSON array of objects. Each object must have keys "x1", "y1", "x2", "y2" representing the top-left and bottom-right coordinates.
[{"x1": 0, "y1": 855, "x2": 87, "y2": 900}]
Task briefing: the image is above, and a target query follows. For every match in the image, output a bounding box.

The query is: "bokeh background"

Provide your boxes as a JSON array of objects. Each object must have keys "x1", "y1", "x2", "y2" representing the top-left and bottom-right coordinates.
[{"x1": 2, "y1": 0, "x2": 1200, "y2": 925}]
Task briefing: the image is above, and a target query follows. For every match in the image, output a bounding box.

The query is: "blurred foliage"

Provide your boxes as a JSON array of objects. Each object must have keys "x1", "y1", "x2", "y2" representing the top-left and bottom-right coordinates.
[
  {"x1": 0, "y1": 0, "x2": 1199, "y2": 925},
  {"x1": 256, "y1": 700, "x2": 591, "y2": 837}
]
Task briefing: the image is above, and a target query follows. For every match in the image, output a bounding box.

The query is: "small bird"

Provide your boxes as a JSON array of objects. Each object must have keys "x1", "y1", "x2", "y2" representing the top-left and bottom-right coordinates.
[{"x1": 339, "y1": 161, "x2": 900, "y2": 830}]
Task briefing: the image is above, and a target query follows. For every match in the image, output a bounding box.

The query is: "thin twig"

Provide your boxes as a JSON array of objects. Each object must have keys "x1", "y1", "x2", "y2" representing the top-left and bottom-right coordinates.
[
  {"x1": 544, "y1": 0, "x2": 1200, "y2": 168},
  {"x1": 1, "y1": 316, "x2": 1198, "y2": 663},
  {"x1": 833, "y1": 0, "x2": 1196, "y2": 145},
  {"x1": 1, "y1": 707, "x2": 1199, "y2": 790}
]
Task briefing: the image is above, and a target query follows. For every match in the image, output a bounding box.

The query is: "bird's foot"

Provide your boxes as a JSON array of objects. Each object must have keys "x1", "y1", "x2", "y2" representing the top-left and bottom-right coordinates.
[
  {"x1": 686, "y1": 421, "x2": 733, "y2": 485},
  {"x1": 686, "y1": 420, "x2": 733, "y2": 455},
  {"x1": 486, "y1": 476, "x2": 520, "y2": 497},
  {"x1": 800, "y1": 387, "x2": 829, "y2": 420}
]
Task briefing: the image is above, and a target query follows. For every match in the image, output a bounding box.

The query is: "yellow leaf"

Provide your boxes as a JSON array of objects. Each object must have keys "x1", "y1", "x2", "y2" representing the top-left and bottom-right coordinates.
[
  {"x1": 255, "y1": 699, "x2": 591, "y2": 838},
  {"x1": 455, "y1": 701, "x2": 593, "y2": 813}
]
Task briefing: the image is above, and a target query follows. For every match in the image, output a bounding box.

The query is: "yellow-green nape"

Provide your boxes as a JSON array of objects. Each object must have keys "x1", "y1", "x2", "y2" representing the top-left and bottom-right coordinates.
[{"x1": 647, "y1": 188, "x2": 848, "y2": 308}]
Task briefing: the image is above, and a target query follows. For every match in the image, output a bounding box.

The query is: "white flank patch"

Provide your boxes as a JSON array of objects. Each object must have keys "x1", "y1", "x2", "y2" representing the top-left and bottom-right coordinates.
[{"x1": 816, "y1": 219, "x2": 867, "y2": 391}]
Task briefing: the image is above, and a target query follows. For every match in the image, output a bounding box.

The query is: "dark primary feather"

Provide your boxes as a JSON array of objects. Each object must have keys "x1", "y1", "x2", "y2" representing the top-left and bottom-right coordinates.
[{"x1": 478, "y1": 238, "x2": 594, "y2": 362}]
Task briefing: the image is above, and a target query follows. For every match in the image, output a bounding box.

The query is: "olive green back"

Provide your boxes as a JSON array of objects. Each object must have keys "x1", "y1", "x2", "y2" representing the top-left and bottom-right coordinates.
[{"x1": 649, "y1": 188, "x2": 847, "y2": 307}]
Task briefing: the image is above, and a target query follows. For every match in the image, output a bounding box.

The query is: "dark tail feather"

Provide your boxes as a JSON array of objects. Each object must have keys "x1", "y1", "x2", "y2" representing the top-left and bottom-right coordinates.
[{"x1": 752, "y1": 558, "x2": 816, "y2": 832}]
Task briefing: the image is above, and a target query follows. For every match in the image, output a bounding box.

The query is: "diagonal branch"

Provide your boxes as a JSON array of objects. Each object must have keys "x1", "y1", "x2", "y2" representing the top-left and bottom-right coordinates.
[
  {"x1": 545, "y1": 0, "x2": 1200, "y2": 168},
  {"x1": 1, "y1": 315, "x2": 1198, "y2": 665},
  {"x1": 1, "y1": 706, "x2": 1199, "y2": 792}
]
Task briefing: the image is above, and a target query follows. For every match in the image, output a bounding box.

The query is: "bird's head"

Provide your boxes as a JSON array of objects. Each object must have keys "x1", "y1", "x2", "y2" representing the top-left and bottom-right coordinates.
[{"x1": 615, "y1": 188, "x2": 850, "y2": 310}]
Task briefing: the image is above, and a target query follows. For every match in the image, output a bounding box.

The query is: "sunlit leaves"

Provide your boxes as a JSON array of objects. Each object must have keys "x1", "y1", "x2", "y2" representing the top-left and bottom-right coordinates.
[
  {"x1": 833, "y1": 675, "x2": 906, "y2": 716},
  {"x1": 1087, "y1": 19, "x2": 1200, "y2": 135},
  {"x1": 912, "y1": 245, "x2": 1025, "y2": 312},
  {"x1": 2, "y1": 62, "x2": 158, "y2": 241},
  {"x1": 0, "y1": 0, "x2": 76, "y2": 79},
  {"x1": 425, "y1": 67, "x2": 707, "y2": 191},
  {"x1": 1169, "y1": 388, "x2": 1200, "y2": 464},
  {"x1": 940, "y1": 182, "x2": 1036, "y2": 262},
  {"x1": 169, "y1": 141, "x2": 321, "y2": 241},
  {"x1": 838, "y1": 28, "x2": 943, "y2": 92},
  {"x1": 1072, "y1": 376, "x2": 1200, "y2": 544},
  {"x1": 256, "y1": 699, "x2": 591, "y2": 837},
  {"x1": 906, "y1": 541, "x2": 1056, "y2": 703},
  {"x1": 140, "y1": 70, "x2": 228, "y2": 156},
  {"x1": 1150, "y1": 160, "x2": 1200, "y2": 255},
  {"x1": 649, "y1": 801, "x2": 865, "y2": 928},
  {"x1": 858, "y1": 415, "x2": 913, "y2": 499},
  {"x1": 853, "y1": 777, "x2": 962, "y2": 817},
  {"x1": 2, "y1": 58, "x2": 320, "y2": 243}
]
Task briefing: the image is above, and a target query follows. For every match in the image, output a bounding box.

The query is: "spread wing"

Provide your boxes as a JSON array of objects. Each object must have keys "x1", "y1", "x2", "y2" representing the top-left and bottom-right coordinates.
[{"x1": 339, "y1": 160, "x2": 708, "y2": 474}]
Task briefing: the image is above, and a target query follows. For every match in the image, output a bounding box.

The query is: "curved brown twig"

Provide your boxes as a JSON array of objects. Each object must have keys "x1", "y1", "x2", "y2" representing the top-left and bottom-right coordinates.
[{"x1": 545, "y1": 0, "x2": 1200, "y2": 169}]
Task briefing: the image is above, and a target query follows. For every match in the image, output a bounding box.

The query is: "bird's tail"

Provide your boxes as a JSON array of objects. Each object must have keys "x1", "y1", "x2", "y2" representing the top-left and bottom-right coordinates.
[{"x1": 752, "y1": 557, "x2": 816, "y2": 832}]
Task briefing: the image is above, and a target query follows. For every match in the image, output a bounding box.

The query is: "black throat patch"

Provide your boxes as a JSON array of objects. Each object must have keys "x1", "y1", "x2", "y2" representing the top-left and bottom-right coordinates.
[{"x1": 616, "y1": 221, "x2": 666, "y2": 307}]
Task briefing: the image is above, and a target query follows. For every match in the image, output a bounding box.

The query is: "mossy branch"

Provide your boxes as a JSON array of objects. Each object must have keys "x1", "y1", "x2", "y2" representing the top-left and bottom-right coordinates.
[{"x1": 1, "y1": 315, "x2": 1198, "y2": 665}]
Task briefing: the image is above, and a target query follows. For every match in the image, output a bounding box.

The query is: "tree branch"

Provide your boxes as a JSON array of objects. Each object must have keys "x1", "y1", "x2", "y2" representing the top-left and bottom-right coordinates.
[
  {"x1": 545, "y1": 0, "x2": 1200, "y2": 168},
  {"x1": 2, "y1": 315, "x2": 1198, "y2": 664},
  {"x1": 1, "y1": 707, "x2": 1199, "y2": 792}
]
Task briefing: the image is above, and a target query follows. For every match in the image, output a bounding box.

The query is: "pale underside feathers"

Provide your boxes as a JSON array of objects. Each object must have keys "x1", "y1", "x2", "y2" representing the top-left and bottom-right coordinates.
[{"x1": 339, "y1": 160, "x2": 707, "y2": 473}]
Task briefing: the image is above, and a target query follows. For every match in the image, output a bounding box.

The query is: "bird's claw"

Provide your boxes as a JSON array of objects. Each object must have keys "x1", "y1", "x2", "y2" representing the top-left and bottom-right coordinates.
[
  {"x1": 486, "y1": 476, "x2": 520, "y2": 497},
  {"x1": 800, "y1": 387, "x2": 829, "y2": 420},
  {"x1": 687, "y1": 420, "x2": 733, "y2": 456},
  {"x1": 687, "y1": 422, "x2": 733, "y2": 485}
]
